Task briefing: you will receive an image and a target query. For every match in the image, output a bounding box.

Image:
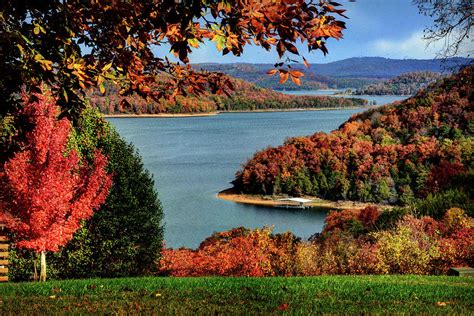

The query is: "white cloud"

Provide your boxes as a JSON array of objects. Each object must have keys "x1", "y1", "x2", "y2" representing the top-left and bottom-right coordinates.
[
  {"x1": 369, "y1": 31, "x2": 443, "y2": 59},
  {"x1": 370, "y1": 30, "x2": 473, "y2": 59}
]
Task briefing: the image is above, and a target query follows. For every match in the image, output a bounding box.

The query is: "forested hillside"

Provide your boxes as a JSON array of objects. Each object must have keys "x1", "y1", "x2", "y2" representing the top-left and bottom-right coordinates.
[
  {"x1": 89, "y1": 77, "x2": 367, "y2": 114},
  {"x1": 197, "y1": 57, "x2": 470, "y2": 90},
  {"x1": 355, "y1": 72, "x2": 443, "y2": 95},
  {"x1": 232, "y1": 66, "x2": 473, "y2": 206}
]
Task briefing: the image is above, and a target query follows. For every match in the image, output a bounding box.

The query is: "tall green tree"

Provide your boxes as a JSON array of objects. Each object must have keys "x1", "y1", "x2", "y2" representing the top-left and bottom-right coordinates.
[{"x1": 9, "y1": 108, "x2": 164, "y2": 280}]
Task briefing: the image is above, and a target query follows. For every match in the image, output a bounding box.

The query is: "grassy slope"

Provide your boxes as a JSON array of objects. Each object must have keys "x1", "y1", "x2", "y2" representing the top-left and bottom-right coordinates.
[{"x1": 1, "y1": 276, "x2": 473, "y2": 314}]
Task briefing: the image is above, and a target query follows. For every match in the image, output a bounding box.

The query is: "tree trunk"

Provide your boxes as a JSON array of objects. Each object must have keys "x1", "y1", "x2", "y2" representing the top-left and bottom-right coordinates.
[
  {"x1": 33, "y1": 254, "x2": 38, "y2": 281},
  {"x1": 40, "y1": 251, "x2": 46, "y2": 282}
]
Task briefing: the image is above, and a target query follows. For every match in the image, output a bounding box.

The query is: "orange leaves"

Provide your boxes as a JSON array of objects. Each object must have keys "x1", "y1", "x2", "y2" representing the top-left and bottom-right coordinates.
[
  {"x1": 290, "y1": 70, "x2": 304, "y2": 85},
  {"x1": 3, "y1": 0, "x2": 349, "y2": 118},
  {"x1": 160, "y1": 227, "x2": 285, "y2": 277},
  {"x1": 290, "y1": 70, "x2": 304, "y2": 78},
  {"x1": 266, "y1": 37, "x2": 278, "y2": 45},
  {"x1": 266, "y1": 68, "x2": 305, "y2": 85},
  {"x1": 303, "y1": 57, "x2": 310, "y2": 69},
  {"x1": 290, "y1": 75, "x2": 301, "y2": 86},
  {"x1": 266, "y1": 69, "x2": 278, "y2": 76},
  {"x1": 279, "y1": 71, "x2": 289, "y2": 84}
]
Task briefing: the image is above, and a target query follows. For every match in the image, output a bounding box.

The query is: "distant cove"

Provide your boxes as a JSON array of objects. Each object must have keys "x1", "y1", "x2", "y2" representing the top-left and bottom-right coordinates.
[{"x1": 108, "y1": 97, "x2": 406, "y2": 248}]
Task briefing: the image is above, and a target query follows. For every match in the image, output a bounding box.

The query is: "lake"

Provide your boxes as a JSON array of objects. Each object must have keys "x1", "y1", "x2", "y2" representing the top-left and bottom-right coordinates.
[
  {"x1": 282, "y1": 90, "x2": 409, "y2": 105},
  {"x1": 108, "y1": 95, "x2": 407, "y2": 248}
]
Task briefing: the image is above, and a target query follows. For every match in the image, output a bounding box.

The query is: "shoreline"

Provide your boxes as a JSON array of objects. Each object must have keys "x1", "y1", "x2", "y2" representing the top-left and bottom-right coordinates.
[
  {"x1": 103, "y1": 112, "x2": 219, "y2": 118},
  {"x1": 219, "y1": 106, "x2": 368, "y2": 114},
  {"x1": 103, "y1": 106, "x2": 368, "y2": 118},
  {"x1": 217, "y1": 188, "x2": 393, "y2": 210}
]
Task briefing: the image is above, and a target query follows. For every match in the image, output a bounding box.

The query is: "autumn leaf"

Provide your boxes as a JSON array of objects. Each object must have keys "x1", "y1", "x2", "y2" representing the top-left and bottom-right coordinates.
[
  {"x1": 290, "y1": 70, "x2": 304, "y2": 78},
  {"x1": 303, "y1": 57, "x2": 310, "y2": 68},
  {"x1": 279, "y1": 71, "x2": 289, "y2": 84},
  {"x1": 212, "y1": 35, "x2": 226, "y2": 52},
  {"x1": 290, "y1": 75, "x2": 301, "y2": 85},
  {"x1": 266, "y1": 38, "x2": 278, "y2": 45},
  {"x1": 187, "y1": 38, "x2": 200, "y2": 48},
  {"x1": 102, "y1": 62, "x2": 113, "y2": 72},
  {"x1": 266, "y1": 69, "x2": 278, "y2": 76}
]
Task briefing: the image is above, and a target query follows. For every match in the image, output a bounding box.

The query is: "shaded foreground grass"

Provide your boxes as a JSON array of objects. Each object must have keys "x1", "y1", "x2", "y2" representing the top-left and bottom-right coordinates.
[{"x1": 0, "y1": 275, "x2": 473, "y2": 314}]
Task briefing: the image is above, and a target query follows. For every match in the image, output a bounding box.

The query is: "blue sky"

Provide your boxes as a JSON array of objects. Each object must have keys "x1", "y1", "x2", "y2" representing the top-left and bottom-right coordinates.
[{"x1": 180, "y1": 0, "x2": 469, "y2": 64}]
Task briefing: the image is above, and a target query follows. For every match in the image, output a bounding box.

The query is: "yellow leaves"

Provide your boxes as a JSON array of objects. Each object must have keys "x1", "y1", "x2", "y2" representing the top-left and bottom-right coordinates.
[
  {"x1": 16, "y1": 44, "x2": 26, "y2": 57},
  {"x1": 187, "y1": 38, "x2": 200, "y2": 49},
  {"x1": 62, "y1": 89, "x2": 68, "y2": 102},
  {"x1": 65, "y1": 57, "x2": 94, "y2": 89},
  {"x1": 212, "y1": 34, "x2": 226, "y2": 52},
  {"x1": 33, "y1": 24, "x2": 46, "y2": 35},
  {"x1": 266, "y1": 37, "x2": 278, "y2": 45},
  {"x1": 102, "y1": 62, "x2": 113, "y2": 72},
  {"x1": 34, "y1": 54, "x2": 53, "y2": 71}
]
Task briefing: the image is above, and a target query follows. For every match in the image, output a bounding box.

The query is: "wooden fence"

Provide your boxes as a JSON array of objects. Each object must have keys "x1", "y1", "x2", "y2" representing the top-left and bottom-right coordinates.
[{"x1": 0, "y1": 224, "x2": 8, "y2": 282}]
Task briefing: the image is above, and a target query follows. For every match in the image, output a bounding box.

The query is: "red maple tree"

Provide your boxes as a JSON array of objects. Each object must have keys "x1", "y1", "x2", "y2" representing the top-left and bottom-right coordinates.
[{"x1": 0, "y1": 88, "x2": 112, "y2": 281}]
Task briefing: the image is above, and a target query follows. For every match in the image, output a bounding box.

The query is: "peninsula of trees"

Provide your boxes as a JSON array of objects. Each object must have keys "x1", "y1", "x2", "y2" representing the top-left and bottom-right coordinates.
[{"x1": 232, "y1": 66, "x2": 473, "y2": 209}]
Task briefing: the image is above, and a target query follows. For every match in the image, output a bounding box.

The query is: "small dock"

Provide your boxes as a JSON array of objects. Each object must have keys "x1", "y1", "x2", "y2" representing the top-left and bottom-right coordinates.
[{"x1": 275, "y1": 198, "x2": 314, "y2": 209}]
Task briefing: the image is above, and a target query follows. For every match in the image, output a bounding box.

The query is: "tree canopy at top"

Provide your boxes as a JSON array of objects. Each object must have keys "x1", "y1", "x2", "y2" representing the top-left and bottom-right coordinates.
[{"x1": 0, "y1": 0, "x2": 347, "y2": 118}]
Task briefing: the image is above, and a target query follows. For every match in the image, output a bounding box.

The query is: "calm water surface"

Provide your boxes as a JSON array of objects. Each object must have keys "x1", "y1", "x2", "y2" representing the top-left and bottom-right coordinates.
[
  {"x1": 108, "y1": 96, "x2": 406, "y2": 248},
  {"x1": 282, "y1": 90, "x2": 408, "y2": 105}
]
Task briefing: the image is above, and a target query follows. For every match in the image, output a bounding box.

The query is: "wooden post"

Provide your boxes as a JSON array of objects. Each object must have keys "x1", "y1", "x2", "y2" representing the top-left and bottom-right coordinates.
[{"x1": 0, "y1": 224, "x2": 9, "y2": 282}]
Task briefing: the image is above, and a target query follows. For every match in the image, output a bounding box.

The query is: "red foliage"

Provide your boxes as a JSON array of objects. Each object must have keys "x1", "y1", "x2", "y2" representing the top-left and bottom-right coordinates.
[
  {"x1": 323, "y1": 209, "x2": 360, "y2": 234},
  {"x1": 159, "y1": 227, "x2": 297, "y2": 277},
  {"x1": 323, "y1": 206, "x2": 380, "y2": 234},
  {"x1": 160, "y1": 209, "x2": 473, "y2": 277},
  {"x1": 425, "y1": 160, "x2": 465, "y2": 193},
  {"x1": 234, "y1": 66, "x2": 473, "y2": 203},
  {"x1": 0, "y1": 88, "x2": 112, "y2": 253}
]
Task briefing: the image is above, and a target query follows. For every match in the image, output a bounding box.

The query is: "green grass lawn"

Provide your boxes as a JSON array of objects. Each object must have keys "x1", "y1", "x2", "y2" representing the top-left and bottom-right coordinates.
[{"x1": 0, "y1": 275, "x2": 473, "y2": 314}]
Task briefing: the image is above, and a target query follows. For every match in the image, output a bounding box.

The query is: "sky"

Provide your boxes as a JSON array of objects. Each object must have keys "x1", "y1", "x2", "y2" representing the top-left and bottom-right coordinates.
[{"x1": 175, "y1": 0, "x2": 472, "y2": 64}]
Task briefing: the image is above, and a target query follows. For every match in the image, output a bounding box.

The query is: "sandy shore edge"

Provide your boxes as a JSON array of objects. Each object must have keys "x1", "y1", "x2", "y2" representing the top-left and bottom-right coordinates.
[
  {"x1": 103, "y1": 106, "x2": 369, "y2": 118},
  {"x1": 104, "y1": 112, "x2": 218, "y2": 118},
  {"x1": 217, "y1": 188, "x2": 392, "y2": 210}
]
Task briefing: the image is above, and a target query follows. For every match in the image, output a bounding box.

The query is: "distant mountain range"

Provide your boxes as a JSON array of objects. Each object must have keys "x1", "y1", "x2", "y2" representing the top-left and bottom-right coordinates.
[{"x1": 196, "y1": 57, "x2": 472, "y2": 90}]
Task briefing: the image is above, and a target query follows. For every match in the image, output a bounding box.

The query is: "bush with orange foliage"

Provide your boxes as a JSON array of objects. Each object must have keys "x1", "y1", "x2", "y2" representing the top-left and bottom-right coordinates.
[
  {"x1": 159, "y1": 207, "x2": 473, "y2": 277},
  {"x1": 159, "y1": 227, "x2": 299, "y2": 277}
]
